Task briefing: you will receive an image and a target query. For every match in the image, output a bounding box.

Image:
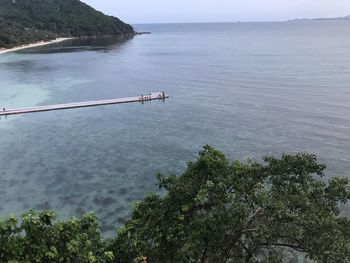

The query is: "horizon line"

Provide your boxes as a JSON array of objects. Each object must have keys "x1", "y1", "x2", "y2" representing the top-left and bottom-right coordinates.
[
  {"x1": 130, "y1": 19, "x2": 346, "y2": 25},
  {"x1": 123, "y1": 13, "x2": 350, "y2": 25}
]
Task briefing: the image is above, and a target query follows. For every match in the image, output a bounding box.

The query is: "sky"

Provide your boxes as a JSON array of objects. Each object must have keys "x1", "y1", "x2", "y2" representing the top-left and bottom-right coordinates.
[{"x1": 82, "y1": 0, "x2": 350, "y2": 24}]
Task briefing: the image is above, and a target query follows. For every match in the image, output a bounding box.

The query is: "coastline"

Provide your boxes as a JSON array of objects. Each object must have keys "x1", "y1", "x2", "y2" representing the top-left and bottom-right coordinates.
[{"x1": 0, "y1": 38, "x2": 72, "y2": 55}]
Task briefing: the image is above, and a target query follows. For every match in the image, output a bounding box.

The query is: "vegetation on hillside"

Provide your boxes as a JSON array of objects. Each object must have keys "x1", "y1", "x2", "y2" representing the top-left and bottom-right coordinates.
[
  {"x1": 1, "y1": 146, "x2": 350, "y2": 262},
  {"x1": 0, "y1": 0, "x2": 134, "y2": 48}
]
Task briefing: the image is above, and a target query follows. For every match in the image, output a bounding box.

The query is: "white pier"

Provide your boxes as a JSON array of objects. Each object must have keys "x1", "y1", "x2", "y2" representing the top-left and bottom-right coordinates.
[{"x1": 0, "y1": 91, "x2": 168, "y2": 116}]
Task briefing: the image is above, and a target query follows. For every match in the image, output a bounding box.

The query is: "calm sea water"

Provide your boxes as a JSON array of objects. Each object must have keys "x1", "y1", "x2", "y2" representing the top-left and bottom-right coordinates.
[{"x1": 1, "y1": 21, "x2": 350, "y2": 237}]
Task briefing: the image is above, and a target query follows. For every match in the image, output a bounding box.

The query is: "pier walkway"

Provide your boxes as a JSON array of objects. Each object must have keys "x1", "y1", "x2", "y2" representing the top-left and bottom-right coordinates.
[{"x1": 0, "y1": 91, "x2": 168, "y2": 117}]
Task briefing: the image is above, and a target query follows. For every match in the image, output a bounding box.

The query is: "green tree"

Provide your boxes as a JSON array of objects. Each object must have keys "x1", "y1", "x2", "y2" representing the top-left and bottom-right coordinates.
[
  {"x1": 114, "y1": 145, "x2": 350, "y2": 263},
  {"x1": 0, "y1": 210, "x2": 114, "y2": 262}
]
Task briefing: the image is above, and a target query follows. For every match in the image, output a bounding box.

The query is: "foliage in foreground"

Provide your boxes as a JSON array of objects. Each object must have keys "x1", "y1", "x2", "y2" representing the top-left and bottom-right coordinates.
[
  {"x1": 1, "y1": 146, "x2": 350, "y2": 262},
  {"x1": 115, "y1": 146, "x2": 350, "y2": 263},
  {"x1": 0, "y1": 211, "x2": 113, "y2": 262}
]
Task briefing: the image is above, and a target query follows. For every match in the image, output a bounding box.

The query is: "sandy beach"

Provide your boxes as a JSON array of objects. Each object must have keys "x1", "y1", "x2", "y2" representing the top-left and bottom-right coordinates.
[{"x1": 0, "y1": 38, "x2": 72, "y2": 55}]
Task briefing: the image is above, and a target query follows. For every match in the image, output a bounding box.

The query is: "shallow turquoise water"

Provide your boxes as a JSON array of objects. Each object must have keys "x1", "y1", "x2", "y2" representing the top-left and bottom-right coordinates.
[{"x1": 1, "y1": 22, "x2": 350, "y2": 237}]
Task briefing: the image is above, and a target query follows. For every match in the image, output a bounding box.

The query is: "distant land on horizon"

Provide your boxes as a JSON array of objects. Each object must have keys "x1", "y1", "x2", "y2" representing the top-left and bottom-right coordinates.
[
  {"x1": 0, "y1": 0, "x2": 134, "y2": 49},
  {"x1": 289, "y1": 14, "x2": 350, "y2": 22}
]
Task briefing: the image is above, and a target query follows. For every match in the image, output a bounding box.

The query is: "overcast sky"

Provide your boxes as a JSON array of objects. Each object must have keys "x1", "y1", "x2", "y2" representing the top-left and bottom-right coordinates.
[{"x1": 81, "y1": 0, "x2": 350, "y2": 24}]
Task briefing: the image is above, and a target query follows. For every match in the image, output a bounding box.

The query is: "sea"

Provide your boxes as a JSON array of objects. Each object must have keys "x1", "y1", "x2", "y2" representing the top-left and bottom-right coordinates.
[{"x1": 0, "y1": 21, "x2": 350, "y2": 238}]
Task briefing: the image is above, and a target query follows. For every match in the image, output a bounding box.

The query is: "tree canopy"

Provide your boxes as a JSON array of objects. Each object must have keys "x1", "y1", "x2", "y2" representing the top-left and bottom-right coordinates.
[
  {"x1": 114, "y1": 146, "x2": 350, "y2": 263},
  {"x1": 1, "y1": 146, "x2": 350, "y2": 262},
  {"x1": 0, "y1": 211, "x2": 114, "y2": 262},
  {"x1": 0, "y1": 0, "x2": 134, "y2": 48}
]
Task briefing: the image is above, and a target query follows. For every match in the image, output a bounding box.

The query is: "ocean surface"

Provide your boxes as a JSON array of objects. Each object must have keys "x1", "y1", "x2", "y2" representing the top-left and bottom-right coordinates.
[{"x1": 1, "y1": 21, "x2": 350, "y2": 237}]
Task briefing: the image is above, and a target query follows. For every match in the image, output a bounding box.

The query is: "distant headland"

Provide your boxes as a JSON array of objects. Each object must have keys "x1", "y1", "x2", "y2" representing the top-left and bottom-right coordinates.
[
  {"x1": 0, "y1": 0, "x2": 135, "y2": 49},
  {"x1": 289, "y1": 15, "x2": 350, "y2": 22}
]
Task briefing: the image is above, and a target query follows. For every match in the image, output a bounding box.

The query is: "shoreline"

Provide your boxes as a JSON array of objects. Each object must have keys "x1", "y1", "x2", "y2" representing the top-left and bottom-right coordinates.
[{"x1": 0, "y1": 38, "x2": 72, "y2": 55}]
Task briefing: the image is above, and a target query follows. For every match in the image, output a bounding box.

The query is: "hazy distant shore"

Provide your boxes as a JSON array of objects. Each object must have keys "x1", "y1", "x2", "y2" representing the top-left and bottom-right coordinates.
[{"x1": 0, "y1": 38, "x2": 72, "y2": 55}]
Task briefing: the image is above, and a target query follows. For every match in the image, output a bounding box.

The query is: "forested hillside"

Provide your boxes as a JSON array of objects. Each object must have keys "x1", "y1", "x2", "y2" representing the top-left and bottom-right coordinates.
[{"x1": 0, "y1": 0, "x2": 134, "y2": 48}]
